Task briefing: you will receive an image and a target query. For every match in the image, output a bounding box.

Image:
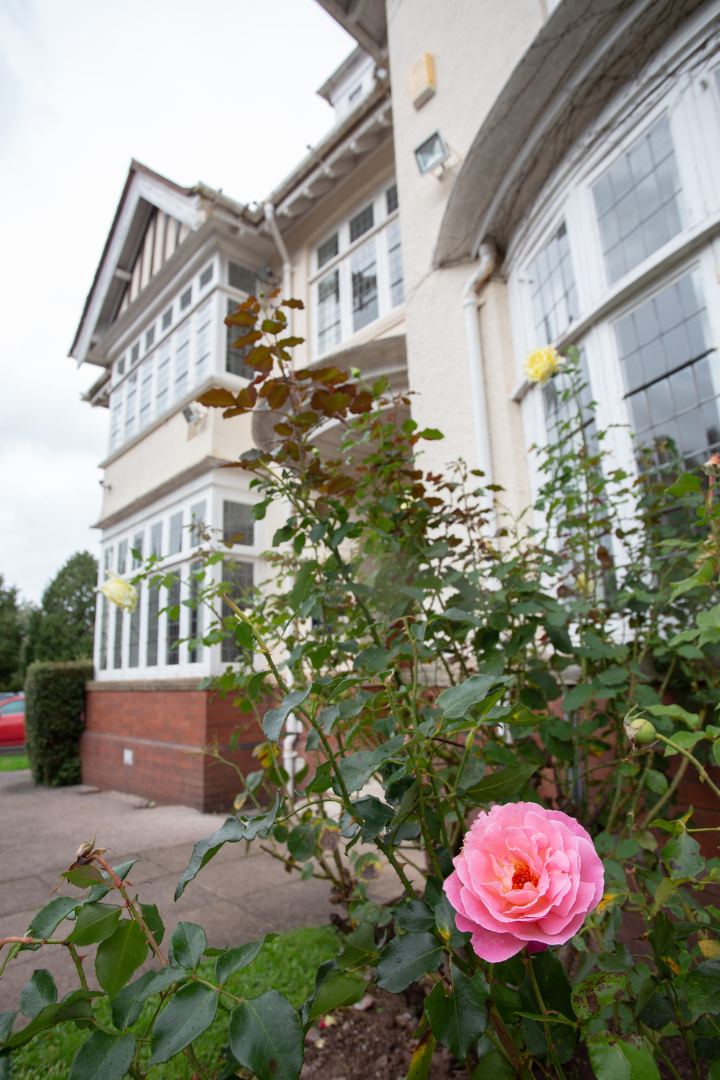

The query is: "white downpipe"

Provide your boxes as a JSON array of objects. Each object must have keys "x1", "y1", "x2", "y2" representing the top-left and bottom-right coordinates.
[
  {"x1": 283, "y1": 713, "x2": 302, "y2": 802},
  {"x1": 263, "y1": 202, "x2": 293, "y2": 333},
  {"x1": 462, "y1": 240, "x2": 497, "y2": 488}
]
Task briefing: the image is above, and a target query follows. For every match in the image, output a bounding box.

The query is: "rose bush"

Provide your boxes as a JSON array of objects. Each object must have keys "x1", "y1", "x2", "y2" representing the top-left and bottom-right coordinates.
[
  {"x1": 6, "y1": 296, "x2": 720, "y2": 1080},
  {"x1": 444, "y1": 803, "x2": 604, "y2": 961}
]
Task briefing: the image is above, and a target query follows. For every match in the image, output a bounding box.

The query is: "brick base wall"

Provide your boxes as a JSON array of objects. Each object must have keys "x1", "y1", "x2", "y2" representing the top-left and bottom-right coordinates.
[{"x1": 81, "y1": 680, "x2": 263, "y2": 813}]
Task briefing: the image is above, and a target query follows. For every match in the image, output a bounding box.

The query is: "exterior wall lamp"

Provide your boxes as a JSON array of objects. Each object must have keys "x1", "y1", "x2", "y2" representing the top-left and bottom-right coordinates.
[{"x1": 414, "y1": 131, "x2": 448, "y2": 175}]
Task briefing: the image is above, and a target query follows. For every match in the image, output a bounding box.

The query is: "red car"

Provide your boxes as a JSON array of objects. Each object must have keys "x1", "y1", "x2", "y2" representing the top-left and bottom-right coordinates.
[{"x1": 0, "y1": 695, "x2": 25, "y2": 748}]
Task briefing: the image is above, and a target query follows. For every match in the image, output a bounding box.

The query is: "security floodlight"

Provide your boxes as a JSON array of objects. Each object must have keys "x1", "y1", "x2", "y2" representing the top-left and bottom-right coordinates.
[
  {"x1": 182, "y1": 405, "x2": 199, "y2": 424},
  {"x1": 414, "y1": 131, "x2": 448, "y2": 174}
]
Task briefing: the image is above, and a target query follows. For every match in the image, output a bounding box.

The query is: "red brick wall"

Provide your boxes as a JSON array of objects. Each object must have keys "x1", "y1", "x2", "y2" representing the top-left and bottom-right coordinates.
[{"x1": 81, "y1": 680, "x2": 263, "y2": 812}]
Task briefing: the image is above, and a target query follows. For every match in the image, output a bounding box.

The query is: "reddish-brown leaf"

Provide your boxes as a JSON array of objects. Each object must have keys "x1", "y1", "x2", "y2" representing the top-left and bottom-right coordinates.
[
  {"x1": 262, "y1": 318, "x2": 286, "y2": 334},
  {"x1": 196, "y1": 387, "x2": 237, "y2": 408},
  {"x1": 322, "y1": 392, "x2": 352, "y2": 415},
  {"x1": 236, "y1": 385, "x2": 257, "y2": 409},
  {"x1": 273, "y1": 422, "x2": 293, "y2": 436},
  {"x1": 325, "y1": 476, "x2": 354, "y2": 496},
  {"x1": 282, "y1": 298, "x2": 304, "y2": 309},
  {"x1": 295, "y1": 411, "x2": 319, "y2": 428},
  {"x1": 267, "y1": 383, "x2": 290, "y2": 410},
  {"x1": 312, "y1": 366, "x2": 347, "y2": 385},
  {"x1": 277, "y1": 337, "x2": 304, "y2": 349},
  {"x1": 349, "y1": 391, "x2": 373, "y2": 414},
  {"x1": 232, "y1": 330, "x2": 263, "y2": 349},
  {"x1": 225, "y1": 309, "x2": 258, "y2": 328}
]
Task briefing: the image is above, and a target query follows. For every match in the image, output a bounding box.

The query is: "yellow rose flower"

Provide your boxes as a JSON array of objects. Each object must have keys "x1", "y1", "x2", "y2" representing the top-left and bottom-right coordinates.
[
  {"x1": 523, "y1": 346, "x2": 563, "y2": 385},
  {"x1": 98, "y1": 570, "x2": 138, "y2": 613}
]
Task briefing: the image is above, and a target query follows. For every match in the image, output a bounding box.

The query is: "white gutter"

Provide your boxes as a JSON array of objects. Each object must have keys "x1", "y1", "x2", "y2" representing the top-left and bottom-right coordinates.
[
  {"x1": 263, "y1": 202, "x2": 293, "y2": 334},
  {"x1": 462, "y1": 240, "x2": 497, "y2": 487}
]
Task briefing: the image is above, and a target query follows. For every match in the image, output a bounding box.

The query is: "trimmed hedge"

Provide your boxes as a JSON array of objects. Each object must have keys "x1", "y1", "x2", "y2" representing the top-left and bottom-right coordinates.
[{"x1": 24, "y1": 661, "x2": 92, "y2": 786}]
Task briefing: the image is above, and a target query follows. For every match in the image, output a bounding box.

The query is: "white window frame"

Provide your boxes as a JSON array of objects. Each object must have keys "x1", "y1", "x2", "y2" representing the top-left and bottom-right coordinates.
[{"x1": 310, "y1": 176, "x2": 403, "y2": 359}]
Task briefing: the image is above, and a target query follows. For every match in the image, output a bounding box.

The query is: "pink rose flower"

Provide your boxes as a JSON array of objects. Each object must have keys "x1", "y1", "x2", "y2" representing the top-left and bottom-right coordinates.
[{"x1": 444, "y1": 802, "x2": 604, "y2": 963}]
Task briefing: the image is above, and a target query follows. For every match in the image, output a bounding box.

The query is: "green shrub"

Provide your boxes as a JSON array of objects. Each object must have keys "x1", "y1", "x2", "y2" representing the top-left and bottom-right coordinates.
[{"x1": 24, "y1": 660, "x2": 92, "y2": 786}]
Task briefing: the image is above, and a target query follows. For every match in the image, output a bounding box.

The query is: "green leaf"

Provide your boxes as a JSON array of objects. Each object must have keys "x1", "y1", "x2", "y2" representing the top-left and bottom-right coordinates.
[
  {"x1": 376, "y1": 932, "x2": 443, "y2": 994},
  {"x1": 339, "y1": 922, "x2": 379, "y2": 971},
  {"x1": 316, "y1": 706, "x2": 339, "y2": 733},
  {"x1": 470, "y1": 1049, "x2": 516, "y2": 1080},
  {"x1": 442, "y1": 607, "x2": 483, "y2": 627},
  {"x1": 26, "y1": 897, "x2": 78, "y2": 941},
  {"x1": 305, "y1": 761, "x2": 333, "y2": 794},
  {"x1": 395, "y1": 900, "x2": 435, "y2": 933},
  {"x1": 337, "y1": 734, "x2": 405, "y2": 792},
  {"x1": 134, "y1": 967, "x2": 189, "y2": 1002},
  {"x1": 571, "y1": 972, "x2": 628, "y2": 1020},
  {"x1": 418, "y1": 428, "x2": 444, "y2": 440},
  {"x1": 307, "y1": 969, "x2": 365, "y2": 1020},
  {"x1": 436, "y1": 674, "x2": 511, "y2": 719},
  {"x1": 648, "y1": 912, "x2": 679, "y2": 980},
  {"x1": 234, "y1": 621, "x2": 255, "y2": 650},
  {"x1": 139, "y1": 902, "x2": 164, "y2": 946},
  {"x1": 68, "y1": 904, "x2": 122, "y2": 947},
  {"x1": 229, "y1": 990, "x2": 303, "y2": 1080},
  {"x1": 0, "y1": 1050, "x2": 9, "y2": 1080},
  {"x1": 662, "y1": 832, "x2": 705, "y2": 880},
  {"x1": 263, "y1": 689, "x2": 310, "y2": 744},
  {"x1": 287, "y1": 823, "x2": 317, "y2": 863},
  {"x1": 95, "y1": 920, "x2": 148, "y2": 998},
  {"x1": 7, "y1": 1000, "x2": 93, "y2": 1049},
  {"x1": 425, "y1": 965, "x2": 489, "y2": 1061},
  {"x1": 149, "y1": 983, "x2": 218, "y2": 1065},
  {"x1": 69, "y1": 1031, "x2": 136, "y2": 1080},
  {"x1": 169, "y1": 922, "x2": 207, "y2": 970},
  {"x1": 62, "y1": 866, "x2": 106, "y2": 889},
  {"x1": 666, "y1": 473, "x2": 702, "y2": 497},
  {"x1": 562, "y1": 683, "x2": 595, "y2": 712},
  {"x1": 174, "y1": 797, "x2": 281, "y2": 900},
  {"x1": 586, "y1": 1031, "x2": 660, "y2": 1080},
  {"x1": 648, "y1": 704, "x2": 701, "y2": 729},
  {"x1": 465, "y1": 763, "x2": 538, "y2": 804},
  {"x1": 216, "y1": 937, "x2": 273, "y2": 984},
  {"x1": 663, "y1": 730, "x2": 708, "y2": 756},
  {"x1": 407, "y1": 1028, "x2": 436, "y2": 1080},
  {"x1": 685, "y1": 960, "x2": 720, "y2": 1020},
  {"x1": 0, "y1": 1013, "x2": 16, "y2": 1047},
  {"x1": 19, "y1": 969, "x2": 57, "y2": 1018},
  {"x1": 110, "y1": 971, "x2": 157, "y2": 1030},
  {"x1": 352, "y1": 795, "x2": 395, "y2": 841}
]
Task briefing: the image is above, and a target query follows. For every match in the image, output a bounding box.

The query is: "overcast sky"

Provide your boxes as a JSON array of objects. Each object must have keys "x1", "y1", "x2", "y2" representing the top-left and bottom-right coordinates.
[{"x1": 0, "y1": 0, "x2": 353, "y2": 604}]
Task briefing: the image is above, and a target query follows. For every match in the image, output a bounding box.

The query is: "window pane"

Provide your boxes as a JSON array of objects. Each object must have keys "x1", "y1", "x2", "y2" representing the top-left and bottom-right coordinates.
[
  {"x1": 139, "y1": 358, "x2": 154, "y2": 428},
  {"x1": 195, "y1": 302, "x2": 212, "y2": 384},
  {"x1": 352, "y1": 240, "x2": 378, "y2": 332},
  {"x1": 529, "y1": 221, "x2": 577, "y2": 345},
  {"x1": 593, "y1": 118, "x2": 683, "y2": 284},
  {"x1": 350, "y1": 204, "x2": 374, "y2": 242},
  {"x1": 199, "y1": 264, "x2": 213, "y2": 288},
  {"x1": 110, "y1": 393, "x2": 123, "y2": 452},
  {"x1": 318, "y1": 269, "x2": 341, "y2": 354},
  {"x1": 150, "y1": 522, "x2": 162, "y2": 557},
  {"x1": 387, "y1": 220, "x2": 404, "y2": 307},
  {"x1": 146, "y1": 584, "x2": 159, "y2": 666},
  {"x1": 223, "y1": 501, "x2": 254, "y2": 546},
  {"x1": 175, "y1": 323, "x2": 190, "y2": 400},
  {"x1": 228, "y1": 261, "x2": 255, "y2": 294},
  {"x1": 226, "y1": 298, "x2": 255, "y2": 378},
  {"x1": 155, "y1": 339, "x2": 171, "y2": 415},
  {"x1": 615, "y1": 273, "x2": 715, "y2": 469},
  {"x1": 166, "y1": 578, "x2": 180, "y2": 665},
  {"x1": 99, "y1": 547, "x2": 112, "y2": 670},
  {"x1": 124, "y1": 373, "x2": 137, "y2": 441},
  {"x1": 189, "y1": 561, "x2": 203, "y2": 663},
  {"x1": 190, "y1": 501, "x2": 207, "y2": 546},
  {"x1": 221, "y1": 560, "x2": 254, "y2": 662},
  {"x1": 386, "y1": 183, "x2": 398, "y2": 214},
  {"x1": 317, "y1": 234, "x2": 339, "y2": 269},
  {"x1": 169, "y1": 511, "x2": 183, "y2": 555}
]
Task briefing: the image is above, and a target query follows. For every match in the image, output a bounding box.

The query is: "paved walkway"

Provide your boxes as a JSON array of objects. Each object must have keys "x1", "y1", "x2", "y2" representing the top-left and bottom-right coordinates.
[{"x1": 0, "y1": 770, "x2": 411, "y2": 1010}]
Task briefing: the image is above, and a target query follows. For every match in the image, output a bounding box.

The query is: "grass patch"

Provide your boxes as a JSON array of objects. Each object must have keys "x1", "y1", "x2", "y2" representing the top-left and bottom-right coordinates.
[
  {"x1": 0, "y1": 754, "x2": 29, "y2": 771},
  {"x1": 12, "y1": 924, "x2": 340, "y2": 1079}
]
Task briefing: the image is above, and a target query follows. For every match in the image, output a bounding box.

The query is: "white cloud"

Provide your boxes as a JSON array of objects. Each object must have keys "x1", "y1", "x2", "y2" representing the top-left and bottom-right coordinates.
[{"x1": 0, "y1": 0, "x2": 353, "y2": 602}]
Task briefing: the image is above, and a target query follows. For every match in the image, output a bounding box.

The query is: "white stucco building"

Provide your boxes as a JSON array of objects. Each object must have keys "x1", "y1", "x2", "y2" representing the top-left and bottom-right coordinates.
[{"x1": 71, "y1": 0, "x2": 720, "y2": 806}]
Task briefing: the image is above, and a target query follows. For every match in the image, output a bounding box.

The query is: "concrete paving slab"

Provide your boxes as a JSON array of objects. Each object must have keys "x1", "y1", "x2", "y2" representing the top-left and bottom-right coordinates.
[{"x1": 0, "y1": 771, "x2": 337, "y2": 1011}]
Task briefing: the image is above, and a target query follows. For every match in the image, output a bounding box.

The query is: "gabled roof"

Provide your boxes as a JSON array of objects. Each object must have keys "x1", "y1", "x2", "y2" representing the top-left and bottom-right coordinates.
[{"x1": 70, "y1": 160, "x2": 248, "y2": 367}]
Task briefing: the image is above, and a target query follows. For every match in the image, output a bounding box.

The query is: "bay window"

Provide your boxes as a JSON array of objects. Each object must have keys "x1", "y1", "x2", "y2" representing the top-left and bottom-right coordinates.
[{"x1": 312, "y1": 178, "x2": 404, "y2": 357}]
